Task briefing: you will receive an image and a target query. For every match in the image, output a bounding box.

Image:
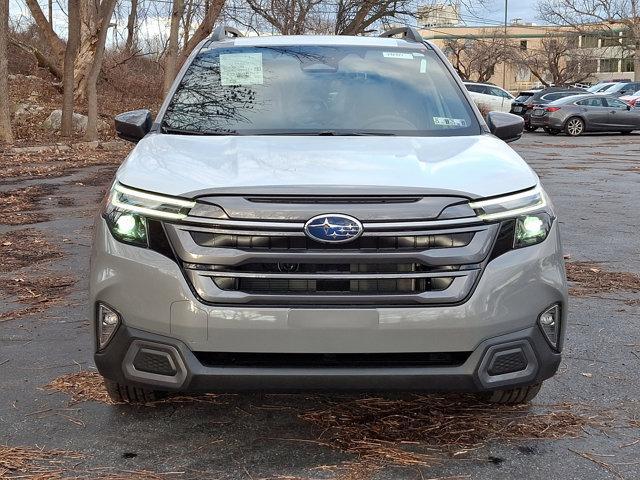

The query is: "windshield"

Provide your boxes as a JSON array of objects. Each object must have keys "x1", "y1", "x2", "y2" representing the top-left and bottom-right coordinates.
[{"x1": 161, "y1": 44, "x2": 480, "y2": 136}]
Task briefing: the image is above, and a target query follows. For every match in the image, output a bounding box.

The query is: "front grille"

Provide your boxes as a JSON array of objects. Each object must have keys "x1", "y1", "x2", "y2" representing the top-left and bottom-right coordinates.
[
  {"x1": 190, "y1": 231, "x2": 474, "y2": 251},
  {"x1": 194, "y1": 351, "x2": 471, "y2": 368},
  {"x1": 163, "y1": 197, "x2": 499, "y2": 306},
  {"x1": 214, "y1": 276, "x2": 455, "y2": 294}
]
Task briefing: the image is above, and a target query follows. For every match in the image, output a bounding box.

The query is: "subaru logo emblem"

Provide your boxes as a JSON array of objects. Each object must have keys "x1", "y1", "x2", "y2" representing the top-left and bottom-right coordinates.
[{"x1": 304, "y1": 214, "x2": 363, "y2": 243}]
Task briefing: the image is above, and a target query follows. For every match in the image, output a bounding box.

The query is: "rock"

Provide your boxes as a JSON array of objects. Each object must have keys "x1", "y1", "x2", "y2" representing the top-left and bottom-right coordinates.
[{"x1": 42, "y1": 110, "x2": 109, "y2": 133}]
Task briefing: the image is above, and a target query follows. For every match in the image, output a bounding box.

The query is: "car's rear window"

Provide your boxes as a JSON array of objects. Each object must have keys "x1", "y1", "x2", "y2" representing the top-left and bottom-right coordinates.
[
  {"x1": 514, "y1": 92, "x2": 534, "y2": 102},
  {"x1": 161, "y1": 44, "x2": 481, "y2": 137}
]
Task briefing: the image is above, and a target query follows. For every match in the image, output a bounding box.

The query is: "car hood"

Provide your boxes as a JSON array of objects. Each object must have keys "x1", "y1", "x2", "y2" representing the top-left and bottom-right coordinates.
[{"x1": 116, "y1": 133, "x2": 538, "y2": 199}]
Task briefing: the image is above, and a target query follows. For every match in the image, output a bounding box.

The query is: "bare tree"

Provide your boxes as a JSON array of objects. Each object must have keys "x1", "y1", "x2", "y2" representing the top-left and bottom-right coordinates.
[
  {"x1": 244, "y1": 0, "x2": 323, "y2": 35},
  {"x1": 82, "y1": 0, "x2": 118, "y2": 141},
  {"x1": 164, "y1": 0, "x2": 184, "y2": 94},
  {"x1": 164, "y1": 0, "x2": 225, "y2": 92},
  {"x1": 334, "y1": 0, "x2": 414, "y2": 35},
  {"x1": 0, "y1": 0, "x2": 12, "y2": 143},
  {"x1": 124, "y1": 0, "x2": 139, "y2": 53},
  {"x1": 62, "y1": 0, "x2": 80, "y2": 137},
  {"x1": 509, "y1": 34, "x2": 598, "y2": 86},
  {"x1": 538, "y1": 0, "x2": 640, "y2": 81},
  {"x1": 443, "y1": 32, "x2": 510, "y2": 82}
]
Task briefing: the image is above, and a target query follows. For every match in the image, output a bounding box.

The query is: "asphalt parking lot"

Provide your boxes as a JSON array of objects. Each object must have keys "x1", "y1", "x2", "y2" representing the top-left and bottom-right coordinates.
[{"x1": 1, "y1": 132, "x2": 639, "y2": 479}]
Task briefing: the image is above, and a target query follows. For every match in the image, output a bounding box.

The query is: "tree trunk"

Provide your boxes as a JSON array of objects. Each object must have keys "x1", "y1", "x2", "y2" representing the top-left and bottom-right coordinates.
[
  {"x1": 164, "y1": 0, "x2": 184, "y2": 95},
  {"x1": 62, "y1": 0, "x2": 80, "y2": 137},
  {"x1": 83, "y1": 0, "x2": 117, "y2": 141},
  {"x1": 176, "y1": 0, "x2": 224, "y2": 66},
  {"x1": 124, "y1": 0, "x2": 138, "y2": 53},
  {"x1": 635, "y1": 46, "x2": 640, "y2": 82},
  {"x1": 0, "y1": 0, "x2": 13, "y2": 143},
  {"x1": 24, "y1": 0, "x2": 65, "y2": 58}
]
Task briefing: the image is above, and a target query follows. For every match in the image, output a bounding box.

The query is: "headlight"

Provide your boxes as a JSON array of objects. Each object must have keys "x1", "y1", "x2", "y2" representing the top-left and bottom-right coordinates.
[
  {"x1": 514, "y1": 213, "x2": 552, "y2": 248},
  {"x1": 472, "y1": 186, "x2": 555, "y2": 257},
  {"x1": 103, "y1": 182, "x2": 196, "y2": 246},
  {"x1": 468, "y1": 185, "x2": 546, "y2": 221}
]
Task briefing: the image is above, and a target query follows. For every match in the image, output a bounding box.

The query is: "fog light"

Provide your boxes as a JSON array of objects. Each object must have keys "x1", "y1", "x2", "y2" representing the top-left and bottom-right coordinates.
[
  {"x1": 97, "y1": 303, "x2": 121, "y2": 350},
  {"x1": 538, "y1": 303, "x2": 561, "y2": 351}
]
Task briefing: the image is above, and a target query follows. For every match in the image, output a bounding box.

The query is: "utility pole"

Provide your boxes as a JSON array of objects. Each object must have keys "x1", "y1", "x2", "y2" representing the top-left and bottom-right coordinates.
[{"x1": 502, "y1": 0, "x2": 508, "y2": 90}]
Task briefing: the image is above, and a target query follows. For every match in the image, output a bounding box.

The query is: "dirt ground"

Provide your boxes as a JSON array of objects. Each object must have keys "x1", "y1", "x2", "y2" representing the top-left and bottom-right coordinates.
[{"x1": 0, "y1": 132, "x2": 639, "y2": 479}]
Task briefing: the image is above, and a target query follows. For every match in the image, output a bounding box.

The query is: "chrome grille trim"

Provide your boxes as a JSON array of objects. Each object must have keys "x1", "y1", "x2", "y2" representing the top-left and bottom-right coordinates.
[
  {"x1": 164, "y1": 223, "x2": 499, "y2": 268},
  {"x1": 182, "y1": 215, "x2": 485, "y2": 230}
]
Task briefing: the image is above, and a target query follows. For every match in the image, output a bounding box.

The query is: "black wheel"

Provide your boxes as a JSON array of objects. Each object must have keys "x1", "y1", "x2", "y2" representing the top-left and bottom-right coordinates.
[
  {"x1": 564, "y1": 117, "x2": 584, "y2": 136},
  {"x1": 104, "y1": 378, "x2": 163, "y2": 404},
  {"x1": 543, "y1": 127, "x2": 560, "y2": 135},
  {"x1": 620, "y1": 130, "x2": 633, "y2": 135},
  {"x1": 524, "y1": 125, "x2": 538, "y2": 132},
  {"x1": 479, "y1": 383, "x2": 542, "y2": 405}
]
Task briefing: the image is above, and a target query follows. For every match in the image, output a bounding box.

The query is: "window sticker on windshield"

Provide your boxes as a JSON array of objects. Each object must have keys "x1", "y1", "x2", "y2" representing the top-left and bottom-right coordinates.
[
  {"x1": 220, "y1": 53, "x2": 264, "y2": 86},
  {"x1": 382, "y1": 52, "x2": 414, "y2": 60},
  {"x1": 420, "y1": 59, "x2": 427, "y2": 73},
  {"x1": 433, "y1": 117, "x2": 468, "y2": 127}
]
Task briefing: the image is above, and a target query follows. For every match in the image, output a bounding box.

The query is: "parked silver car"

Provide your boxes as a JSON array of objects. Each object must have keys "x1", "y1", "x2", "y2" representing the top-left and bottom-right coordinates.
[
  {"x1": 91, "y1": 26, "x2": 566, "y2": 405},
  {"x1": 530, "y1": 94, "x2": 640, "y2": 136}
]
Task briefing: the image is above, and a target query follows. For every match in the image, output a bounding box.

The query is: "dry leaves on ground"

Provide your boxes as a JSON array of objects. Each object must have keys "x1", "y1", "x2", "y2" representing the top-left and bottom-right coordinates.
[
  {"x1": 44, "y1": 371, "x2": 222, "y2": 406},
  {"x1": 0, "y1": 274, "x2": 76, "y2": 322},
  {"x1": 0, "y1": 444, "x2": 82, "y2": 479},
  {"x1": 300, "y1": 395, "x2": 607, "y2": 468},
  {"x1": 0, "y1": 184, "x2": 57, "y2": 225},
  {"x1": 566, "y1": 261, "x2": 640, "y2": 297},
  {"x1": 0, "y1": 229, "x2": 63, "y2": 273}
]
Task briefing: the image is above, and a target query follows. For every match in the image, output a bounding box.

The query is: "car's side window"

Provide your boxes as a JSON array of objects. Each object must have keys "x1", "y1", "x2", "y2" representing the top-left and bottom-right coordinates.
[
  {"x1": 577, "y1": 98, "x2": 604, "y2": 107},
  {"x1": 489, "y1": 87, "x2": 510, "y2": 98},
  {"x1": 466, "y1": 84, "x2": 484, "y2": 94},
  {"x1": 607, "y1": 98, "x2": 630, "y2": 108}
]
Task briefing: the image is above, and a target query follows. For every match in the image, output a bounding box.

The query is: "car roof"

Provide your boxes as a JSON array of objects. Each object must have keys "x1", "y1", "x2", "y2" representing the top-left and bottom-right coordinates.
[
  {"x1": 212, "y1": 35, "x2": 429, "y2": 49},
  {"x1": 552, "y1": 93, "x2": 618, "y2": 104}
]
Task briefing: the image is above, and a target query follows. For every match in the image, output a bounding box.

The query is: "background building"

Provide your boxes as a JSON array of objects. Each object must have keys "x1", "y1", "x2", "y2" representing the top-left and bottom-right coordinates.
[{"x1": 421, "y1": 23, "x2": 635, "y2": 92}]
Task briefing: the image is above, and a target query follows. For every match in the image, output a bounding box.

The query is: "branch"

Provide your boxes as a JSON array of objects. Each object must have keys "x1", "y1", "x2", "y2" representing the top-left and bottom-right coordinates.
[{"x1": 9, "y1": 36, "x2": 63, "y2": 80}]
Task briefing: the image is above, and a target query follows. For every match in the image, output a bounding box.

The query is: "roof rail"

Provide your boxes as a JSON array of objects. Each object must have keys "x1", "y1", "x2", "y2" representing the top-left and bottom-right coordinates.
[
  {"x1": 211, "y1": 25, "x2": 244, "y2": 41},
  {"x1": 379, "y1": 26, "x2": 423, "y2": 43}
]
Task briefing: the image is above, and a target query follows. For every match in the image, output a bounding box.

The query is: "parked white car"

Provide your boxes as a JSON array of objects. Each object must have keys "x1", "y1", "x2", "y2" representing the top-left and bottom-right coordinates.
[{"x1": 464, "y1": 82, "x2": 514, "y2": 113}]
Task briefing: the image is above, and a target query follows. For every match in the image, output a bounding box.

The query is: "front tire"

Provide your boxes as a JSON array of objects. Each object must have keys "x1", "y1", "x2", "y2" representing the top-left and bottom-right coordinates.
[
  {"x1": 104, "y1": 378, "x2": 163, "y2": 404},
  {"x1": 480, "y1": 383, "x2": 542, "y2": 404},
  {"x1": 564, "y1": 117, "x2": 584, "y2": 136}
]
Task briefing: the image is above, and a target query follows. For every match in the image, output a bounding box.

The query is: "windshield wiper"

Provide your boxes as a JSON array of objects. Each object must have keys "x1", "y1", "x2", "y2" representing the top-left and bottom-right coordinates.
[{"x1": 161, "y1": 126, "x2": 239, "y2": 136}]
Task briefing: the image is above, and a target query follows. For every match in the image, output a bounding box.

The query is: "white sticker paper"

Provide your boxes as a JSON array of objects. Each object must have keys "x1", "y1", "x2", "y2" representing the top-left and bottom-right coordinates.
[
  {"x1": 220, "y1": 53, "x2": 264, "y2": 86},
  {"x1": 433, "y1": 117, "x2": 468, "y2": 127},
  {"x1": 420, "y1": 59, "x2": 427, "y2": 73},
  {"x1": 382, "y1": 52, "x2": 414, "y2": 60}
]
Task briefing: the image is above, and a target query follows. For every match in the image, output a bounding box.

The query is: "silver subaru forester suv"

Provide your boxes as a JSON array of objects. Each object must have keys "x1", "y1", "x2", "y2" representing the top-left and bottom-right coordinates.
[{"x1": 91, "y1": 26, "x2": 567, "y2": 404}]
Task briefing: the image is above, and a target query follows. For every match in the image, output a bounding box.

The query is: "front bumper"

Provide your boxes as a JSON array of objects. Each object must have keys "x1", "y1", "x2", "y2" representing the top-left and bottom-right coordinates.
[
  {"x1": 90, "y1": 218, "x2": 567, "y2": 392},
  {"x1": 95, "y1": 324, "x2": 561, "y2": 392}
]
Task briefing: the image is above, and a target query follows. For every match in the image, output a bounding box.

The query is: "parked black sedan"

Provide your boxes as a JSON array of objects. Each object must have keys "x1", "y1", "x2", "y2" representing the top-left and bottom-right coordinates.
[
  {"x1": 529, "y1": 94, "x2": 640, "y2": 136},
  {"x1": 510, "y1": 87, "x2": 587, "y2": 131}
]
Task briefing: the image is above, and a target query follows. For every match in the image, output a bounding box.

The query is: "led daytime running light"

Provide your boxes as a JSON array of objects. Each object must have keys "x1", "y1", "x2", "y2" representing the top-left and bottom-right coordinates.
[
  {"x1": 469, "y1": 186, "x2": 547, "y2": 221},
  {"x1": 114, "y1": 183, "x2": 196, "y2": 208},
  {"x1": 111, "y1": 183, "x2": 195, "y2": 220}
]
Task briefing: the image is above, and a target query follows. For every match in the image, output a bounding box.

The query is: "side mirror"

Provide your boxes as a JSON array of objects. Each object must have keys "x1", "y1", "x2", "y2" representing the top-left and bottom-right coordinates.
[
  {"x1": 114, "y1": 109, "x2": 152, "y2": 143},
  {"x1": 486, "y1": 111, "x2": 524, "y2": 143}
]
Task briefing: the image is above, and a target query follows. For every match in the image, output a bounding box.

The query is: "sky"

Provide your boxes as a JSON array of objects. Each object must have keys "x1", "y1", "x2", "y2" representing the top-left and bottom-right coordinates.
[{"x1": 7, "y1": 0, "x2": 541, "y2": 41}]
